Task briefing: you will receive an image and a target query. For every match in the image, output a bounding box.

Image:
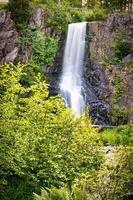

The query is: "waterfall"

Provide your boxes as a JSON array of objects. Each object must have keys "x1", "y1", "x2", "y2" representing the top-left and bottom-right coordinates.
[{"x1": 60, "y1": 22, "x2": 87, "y2": 115}]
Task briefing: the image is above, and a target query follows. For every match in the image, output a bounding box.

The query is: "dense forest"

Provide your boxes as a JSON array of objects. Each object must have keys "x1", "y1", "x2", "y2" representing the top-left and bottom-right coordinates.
[{"x1": 0, "y1": 0, "x2": 133, "y2": 200}]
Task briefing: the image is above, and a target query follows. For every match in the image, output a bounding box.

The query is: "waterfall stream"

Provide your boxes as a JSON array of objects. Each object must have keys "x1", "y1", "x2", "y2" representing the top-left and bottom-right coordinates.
[{"x1": 60, "y1": 22, "x2": 87, "y2": 115}]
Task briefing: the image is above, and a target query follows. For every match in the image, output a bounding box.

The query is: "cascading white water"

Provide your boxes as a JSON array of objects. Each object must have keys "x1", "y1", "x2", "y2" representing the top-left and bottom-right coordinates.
[{"x1": 60, "y1": 22, "x2": 87, "y2": 115}]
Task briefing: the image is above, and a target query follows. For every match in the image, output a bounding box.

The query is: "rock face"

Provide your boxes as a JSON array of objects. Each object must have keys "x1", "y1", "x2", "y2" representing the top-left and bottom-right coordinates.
[
  {"x1": 89, "y1": 13, "x2": 133, "y2": 61},
  {"x1": 0, "y1": 10, "x2": 18, "y2": 64},
  {"x1": 45, "y1": 33, "x2": 66, "y2": 95},
  {"x1": 85, "y1": 13, "x2": 133, "y2": 125},
  {"x1": 29, "y1": 7, "x2": 45, "y2": 31}
]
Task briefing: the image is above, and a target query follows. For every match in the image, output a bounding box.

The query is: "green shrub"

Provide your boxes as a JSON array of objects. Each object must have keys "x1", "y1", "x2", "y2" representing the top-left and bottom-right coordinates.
[
  {"x1": 34, "y1": 147, "x2": 133, "y2": 200},
  {"x1": 111, "y1": 106, "x2": 128, "y2": 125},
  {"x1": 0, "y1": 63, "x2": 102, "y2": 200},
  {"x1": 111, "y1": 76, "x2": 126, "y2": 102},
  {"x1": 44, "y1": 5, "x2": 72, "y2": 33},
  {"x1": 34, "y1": 186, "x2": 88, "y2": 200},
  {"x1": 82, "y1": 8, "x2": 107, "y2": 21},
  {"x1": 8, "y1": 0, "x2": 32, "y2": 25},
  {"x1": 69, "y1": 9, "x2": 83, "y2": 22},
  {"x1": 100, "y1": 125, "x2": 133, "y2": 146},
  {"x1": 18, "y1": 27, "x2": 58, "y2": 76},
  {"x1": 41, "y1": 5, "x2": 107, "y2": 33},
  {"x1": 77, "y1": 146, "x2": 133, "y2": 200}
]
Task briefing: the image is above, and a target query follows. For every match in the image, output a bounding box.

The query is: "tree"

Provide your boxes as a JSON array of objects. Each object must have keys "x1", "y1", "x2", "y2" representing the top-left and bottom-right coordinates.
[
  {"x1": 8, "y1": 0, "x2": 32, "y2": 24},
  {"x1": 101, "y1": 0, "x2": 133, "y2": 11},
  {"x1": 0, "y1": 63, "x2": 102, "y2": 200}
]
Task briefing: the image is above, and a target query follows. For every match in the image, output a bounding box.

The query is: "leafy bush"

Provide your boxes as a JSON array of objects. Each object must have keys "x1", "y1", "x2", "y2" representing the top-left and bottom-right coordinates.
[
  {"x1": 18, "y1": 28, "x2": 58, "y2": 75},
  {"x1": 76, "y1": 146, "x2": 133, "y2": 200},
  {"x1": 34, "y1": 186, "x2": 88, "y2": 200},
  {"x1": 111, "y1": 106, "x2": 128, "y2": 125},
  {"x1": 0, "y1": 63, "x2": 102, "y2": 200},
  {"x1": 8, "y1": 0, "x2": 32, "y2": 24},
  {"x1": 43, "y1": 5, "x2": 72, "y2": 33},
  {"x1": 82, "y1": 8, "x2": 107, "y2": 21},
  {"x1": 100, "y1": 125, "x2": 133, "y2": 146}
]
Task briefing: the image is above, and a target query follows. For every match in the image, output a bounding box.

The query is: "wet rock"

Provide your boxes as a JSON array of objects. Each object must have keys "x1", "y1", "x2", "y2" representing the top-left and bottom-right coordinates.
[
  {"x1": 89, "y1": 101, "x2": 111, "y2": 125},
  {"x1": 84, "y1": 58, "x2": 111, "y2": 125}
]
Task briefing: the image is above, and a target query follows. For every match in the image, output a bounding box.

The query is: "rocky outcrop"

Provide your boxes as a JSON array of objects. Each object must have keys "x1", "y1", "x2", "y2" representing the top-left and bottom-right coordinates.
[
  {"x1": 29, "y1": 7, "x2": 45, "y2": 31},
  {"x1": 85, "y1": 13, "x2": 133, "y2": 125},
  {"x1": 0, "y1": 10, "x2": 18, "y2": 64},
  {"x1": 89, "y1": 13, "x2": 133, "y2": 61}
]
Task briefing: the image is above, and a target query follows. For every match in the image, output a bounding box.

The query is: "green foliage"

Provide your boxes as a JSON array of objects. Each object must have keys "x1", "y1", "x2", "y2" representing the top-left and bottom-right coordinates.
[
  {"x1": 112, "y1": 31, "x2": 132, "y2": 63},
  {"x1": 101, "y1": 0, "x2": 133, "y2": 11},
  {"x1": 82, "y1": 8, "x2": 107, "y2": 21},
  {"x1": 41, "y1": 4, "x2": 107, "y2": 33},
  {"x1": 8, "y1": 0, "x2": 32, "y2": 24},
  {"x1": 0, "y1": 63, "x2": 102, "y2": 200},
  {"x1": 111, "y1": 76, "x2": 126, "y2": 101},
  {"x1": 44, "y1": 5, "x2": 72, "y2": 32},
  {"x1": 76, "y1": 146, "x2": 133, "y2": 200},
  {"x1": 127, "y1": 61, "x2": 133, "y2": 69},
  {"x1": 100, "y1": 125, "x2": 133, "y2": 146},
  {"x1": 36, "y1": 0, "x2": 81, "y2": 7},
  {"x1": 111, "y1": 105, "x2": 128, "y2": 125},
  {"x1": 67, "y1": 0, "x2": 81, "y2": 7},
  {"x1": 18, "y1": 28, "x2": 58, "y2": 76},
  {"x1": 33, "y1": 186, "x2": 88, "y2": 200},
  {"x1": 84, "y1": 0, "x2": 101, "y2": 8},
  {"x1": 68, "y1": 8, "x2": 107, "y2": 23}
]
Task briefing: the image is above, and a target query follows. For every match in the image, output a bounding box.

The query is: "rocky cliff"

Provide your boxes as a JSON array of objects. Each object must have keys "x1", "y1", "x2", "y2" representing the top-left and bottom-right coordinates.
[
  {"x1": 86, "y1": 13, "x2": 133, "y2": 125},
  {"x1": 0, "y1": 8, "x2": 133, "y2": 125}
]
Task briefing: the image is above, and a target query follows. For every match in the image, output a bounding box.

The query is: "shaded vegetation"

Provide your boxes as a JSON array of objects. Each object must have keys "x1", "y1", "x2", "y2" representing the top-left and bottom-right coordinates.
[{"x1": 8, "y1": 0, "x2": 32, "y2": 24}]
